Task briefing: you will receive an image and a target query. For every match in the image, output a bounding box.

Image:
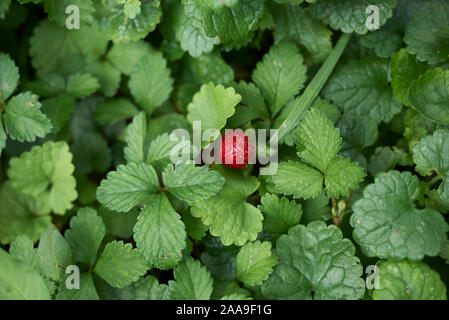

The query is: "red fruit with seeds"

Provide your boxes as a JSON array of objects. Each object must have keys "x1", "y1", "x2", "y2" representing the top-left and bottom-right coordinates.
[{"x1": 219, "y1": 130, "x2": 255, "y2": 169}]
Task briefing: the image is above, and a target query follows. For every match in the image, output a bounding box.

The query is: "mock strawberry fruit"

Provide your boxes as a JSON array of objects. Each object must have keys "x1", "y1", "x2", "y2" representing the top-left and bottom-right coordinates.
[{"x1": 218, "y1": 130, "x2": 255, "y2": 169}]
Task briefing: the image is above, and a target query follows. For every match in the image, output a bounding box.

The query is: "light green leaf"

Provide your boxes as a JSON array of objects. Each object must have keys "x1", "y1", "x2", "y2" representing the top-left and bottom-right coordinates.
[
  {"x1": 187, "y1": 82, "x2": 241, "y2": 140},
  {"x1": 124, "y1": 112, "x2": 147, "y2": 164},
  {"x1": 236, "y1": 240, "x2": 278, "y2": 285},
  {"x1": 323, "y1": 58, "x2": 402, "y2": 123},
  {"x1": 0, "y1": 53, "x2": 19, "y2": 102},
  {"x1": 163, "y1": 163, "x2": 225, "y2": 205},
  {"x1": 4, "y1": 92, "x2": 52, "y2": 142},
  {"x1": 8, "y1": 141, "x2": 77, "y2": 215},
  {"x1": 325, "y1": 158, "x2": 366, "y2": 198},
  {"x1": 186, "y1": 51, "x2": 234, "y2": 85},
  {"x1": 96, "y1": 162, "x2": 159, "y2": 213},
  {"x1": 98, "y1": 276, "x2": 170, "y2": 300},
  {"x1": 351, "y1": 171, "x2": 449, "y2": 260},
  {"x1": 168, "y1": 257, "x2": 214, "y2": 300},
  {"x1": 259, "y1": 193, "x2": 302, "y2": 234},
  {"x1": 146, "y1": 133, "x2": 184, "y2": 173},
  {"x1": 9, "y1": 235, "x2": 39, "y2": 270},
  {"x1": 133, "y1": 194, "x2": 186, "y2": 270},
  {"x1": 262, "y1": 221, "x2": 365, "y2": 300},
  {"x1": 94, "y1": 240, "x2": 148, "y2": 288},
  {"x1": 129, "y1": 54, "x2": 173, "y2": 115},
  {"x1": 252, "y1": 41, "x2": 307, "y2": 115},
  {"x1": 64, "y1": 208, "x2": 106, "y2": 266},
  {"x1": 373, "y1": 260, "x2": 446, "y2": 300},
  {"x1": 273, "y1": 161, "x2": 323, "y2": 200},
  {"x1": 408, "y1": 68, "x2": 449, "y2": 125},
  {"x1": 413, "y1": 129, "x2": 449, "y2": 203},
  {"x1": 0, "y1": 249, "x2": 50, "y2": 300}
]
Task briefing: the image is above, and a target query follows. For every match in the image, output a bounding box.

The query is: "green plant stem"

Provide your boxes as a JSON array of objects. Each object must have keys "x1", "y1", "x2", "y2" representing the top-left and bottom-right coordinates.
[{"x1": 277, "y1": 33, "x2": 351, "y2": 142}]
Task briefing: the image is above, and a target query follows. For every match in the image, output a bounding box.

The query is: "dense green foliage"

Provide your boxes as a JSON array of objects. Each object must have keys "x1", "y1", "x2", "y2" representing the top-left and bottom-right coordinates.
[{"x1": 0, "y1": 0, "x2": 449, "y2": 300}]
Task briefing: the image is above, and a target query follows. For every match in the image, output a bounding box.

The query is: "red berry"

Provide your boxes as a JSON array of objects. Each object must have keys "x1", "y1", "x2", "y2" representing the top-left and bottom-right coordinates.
[{"x1": 218, "y1": 130, "x2": 255, "y2": 169}]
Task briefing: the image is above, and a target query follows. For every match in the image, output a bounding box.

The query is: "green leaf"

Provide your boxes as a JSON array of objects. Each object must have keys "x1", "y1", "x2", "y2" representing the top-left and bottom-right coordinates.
[
  {"x1": 66, "y1": 73, "x2": 100, "y2": 99},
  {"x1": 146, "y1": 133, "x2": 184, "y2": 173},
  {"x1": 351, "y1": 171, "x2": 449, "y2": 260},
  {"x1": 123, "y1": 111, "x2": 147, "y2": 164},
  {"x1": 133, "y1": 194, "x2": 186, "y2": 270},
  {"x1": 71, "y1": 133, "x2": 112, "y2": 174},
  {"x1": 163, "y1": 163, "x2": 225, "y2": 205},
  {"x1": 310, "y1": 0, "x2": 396, "y2": 35},
  {"x1": 183, "y1": 0, "x2": 264, "y2": 43},
  {"x1": 43, "y1": 0, "x2": 95, "y2": 27},
  {"x1": 262, "y1": 221, "x2": 365, "y2": 300},
  {"x1": 408, "y1": 68, "x2": 449, "y2": 125},
  {"x1": 293, "y1": 108, "x2": 341, "y2": 172},
  {"x1": 0, "y1": 248, "x2": 50, "y2": 300},
  {"x1": 168, "y1": 257, "x2": 214, "y2": 300},
  {"x1": 413, "y1": 129, "x2": 449, "y2": 203},
  {"x1": 64, "y1": 208, "x2": 106, "y2": 266},
  {"x1": 252, "y1": 41, "x2": 307, "y2": 115},
  {"x1": 404, "y1": 0, "x2": 449, "y2": 64},
  {"x1": 192, "y1": 169, "x2": 263, "y2": 246},
  {"x1": 322, "y1": 58, "x2": 402, "y2": 123},
  {"x1": 187, "y1": 82, "x2": 241, "y2": 140},
  {"x1": 273, "y1": 161, "x2": 323, "y2": 199},
  {"x1": 325, "y1": 158, "x2": 366, "y2": 198},
  {"x1": 372, "y1": 260, "x2": 446, "y2": 300},
  {"x1": 96, "y1": 162, "x2": 159, "y2": 213},
  {"x1": 41, "y1": 95, "x2": 76, "y2": 134},
  {"x1": 123, "y1": 0, "x2": 141, "y2": 19},
  {"x1": 259, "y1": 193, "x2": 302, "y2": 234},
  {"x1": 236, "y1": 240, "x2": 278, "y2": 285},
  {"x1": 106, "y1": 41, "x2": 154, "y2": 75},
  {"x1": 0, "y1": 53, "x2": 19, "y2": 102},
  {"x1": 301, "y1": 192, "x2": 331, "y2": 224},
  {"x1": 8, "y1": 141, "x2": 77, "y2": 215},
  {"x1": 390, "y1": 49, "x2": 428, "y2": 107},
  {"x1": 36, "y1": 226, "x2": 72, "y2": 282},
  {"x1": 98, "y1": 275, "x2": 170, "y2": 300},
  {"x1": 183, "y1": 209, "x2": 209, "y2": 240},
  {"x1": 56, "y1": 273, "x2": 99, "y2": 300},
  {"x1": 186, "y1": 51, "x2": 234, "y2": 85},
  {"x1": 94, "y1": 98, "x2": 139, "y2": 125},
  {"x1": 4, "y1": 92, "x2": 52, "y2": 142},
  {"x1": 98, "y1": 205, "x2": 138, "y2": 239},
  {"x1": 94, "y1": 240, "x2": 148, "y2": 288},
  {"x1": 9, "y1": 235, "x2": 39, "y2": 270},
  {"x1": 129, "y1": 54, "x2": 173, "y2": 115},
  {"x1": 101, "y1": 0, "x2": 162, "y2": 43}
]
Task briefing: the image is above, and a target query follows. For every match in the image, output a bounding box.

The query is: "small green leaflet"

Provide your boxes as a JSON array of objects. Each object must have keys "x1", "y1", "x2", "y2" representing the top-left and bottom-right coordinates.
[
  {"x1": 259, "y1": 193, "x2": 302, "y2": 234},
  {"x1": 0, "y1": 53, "x2": 19, "y2": 102}
]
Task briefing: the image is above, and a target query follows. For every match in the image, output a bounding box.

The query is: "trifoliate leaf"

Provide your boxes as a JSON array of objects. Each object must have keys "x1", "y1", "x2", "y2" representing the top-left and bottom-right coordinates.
[
  {"x1": 390, "y1": 49, "x2": 428, "y2": 107},
  {"x1": 408, "y1": 68, "x2": 449, "y2": 125},
  {"x1": 293, "y1": 108, "x2": 341, "y2": 172},
  {"x1": 323, "y1": 58, "x2": 402, "y2": 123},
  {"x1": 129, "y1": 54, "x2": 173, "y2": 115},
  {"x1": 310, "y1": 0, "x2": 396, "y2": 35},
  {"x1": 168, "y1": 257, "x2": 214, "y2": 300},
  {"x1": 4, "y1": 92, "x2": 52, "y2": 142},
  {"x1": 94, "y1": 241, "x2": 148, "y2": 288},
  {"x1": 9, "y1": 235, "x2": 39, "y2": 270},
  {"x1": 96, "y1": 162, "x2": 159, "y2": 213},
  {"x1": 106, "y1": 41, "x2": 154, "y2": 75},
  {"x1": 64, "y1": 208, "x2": 106, "y2": 266},
  {"x1": 172, "y1": 1, "x2": 219, "y2": 57},
  {"x1": 351, "y1": 171, "x2": 449, "y2": 260},
  {"x1": 252, "y1": 41, "x2": 307, "y2": 115},
  {"x1": 36, "y1": 226, "x2": 73, "y2": 282},
  {"x1": 236, "y1": 240, "x2": 278, "y2": 285},
  {"x1": 43, "y1": 0, "x2": 95, "y2": 27},
  {"x1": 187, "y1": 82, "x2": 241, "y2": 140},
  {"x1": 0, "y1": 249, "x2": 50, "y2": 300},
  {"x1": 325, "y1": 158, "x2": 366, "y2": 198},
  {"x1": 94, "y1": 98, "x2": 139, "y2": 125},
  {"x1": 0, "y1": 183, "x2": 52, "y2": 245},
  {"x1": 413, "y1": 129, "x2": 449, "y2": 203},
  {"x1": 66, "y1": 73, "x2": 100, "y2": 99},
  {"x1": 372, "y1": 260, "x2": 446, "y2": 300},
  {"x1": 273, "y1": 161, "x2": 323, "y2": 200},
  {"x1": 56, "y1": 273, "x2": 99, "y2": 300},
  {"x1": 272, "y1": 4, "x2": 332, "y2": 64},
  {"x1": 404, "y1": 0, "x2": 449, "y2": 64},
  {"x1": 101, "y1": 0, "x2": 162, "y2": 43},
  {"x1": 192, "y1": 170, "x2": 263, "y2": 246},
  {"x1": 259, "y1": 193, "x2": 302, "y2": 234},
  {"x1": 183, "y1": 0, "x2": 264, "y2": 43},
  {"x1": 262, "y1": 221, "x2": 365, "y2": 300},
  {"x1": 8, "y1": 141, "x2": 77, "y2": 215},
  {"x1": 0, "y1": 53, "x2": 19, "y2": 102},
  {"x1": 163, "y1": 164, "x2": 225, "y2": 205},
  {"x1": 133, "y1": 194, "x2": 186, "y2": 270},
  {"x1": 123, "y1": 0, "x2": 141, "y2": 19}
]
